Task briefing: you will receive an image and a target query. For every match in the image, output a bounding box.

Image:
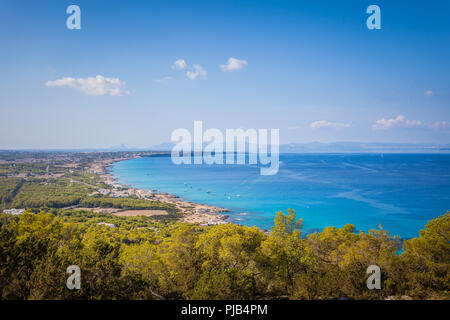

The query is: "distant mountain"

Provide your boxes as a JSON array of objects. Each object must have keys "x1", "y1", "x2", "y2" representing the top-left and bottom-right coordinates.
[
  {"x1": 106, "y1": 144, "x2": 130, "y2": 151},
  {"x1": 279, "y1": 142, "x2": 450, "y2": 153},
  {"x1": 147, "y1": 141, "x2": 450, "y2": 153},
  {"x1": 146, "y1": 142, "x2": 176, "y2": 151}
]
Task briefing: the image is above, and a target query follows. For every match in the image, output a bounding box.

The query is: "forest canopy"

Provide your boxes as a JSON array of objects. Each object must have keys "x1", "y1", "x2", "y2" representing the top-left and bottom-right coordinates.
[{"x1": 0, "y1": 209, "x2": 448, "y2": 300}]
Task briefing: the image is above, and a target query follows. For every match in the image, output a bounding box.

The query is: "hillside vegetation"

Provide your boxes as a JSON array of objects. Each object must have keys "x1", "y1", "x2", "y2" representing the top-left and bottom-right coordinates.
[{"x1": 0, "y1": 209, "x2": 448, "y2": 300}]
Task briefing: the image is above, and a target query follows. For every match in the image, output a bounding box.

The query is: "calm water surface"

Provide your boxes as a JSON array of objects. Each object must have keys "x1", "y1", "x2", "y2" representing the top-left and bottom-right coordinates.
[{"x1": 110, "y1": 154, "x2": 450, "y2": 238}]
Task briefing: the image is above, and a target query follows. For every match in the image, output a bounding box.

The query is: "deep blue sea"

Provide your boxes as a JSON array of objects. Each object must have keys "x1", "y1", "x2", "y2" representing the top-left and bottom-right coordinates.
[{"x1": 110, "y1": 154, "x2": 450, "y2": 238}]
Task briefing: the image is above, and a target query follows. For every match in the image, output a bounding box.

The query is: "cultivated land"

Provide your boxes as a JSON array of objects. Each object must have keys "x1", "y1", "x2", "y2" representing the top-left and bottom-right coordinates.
[{"x1": 0, "y1": 150, "x2": 229, "y2": 226}]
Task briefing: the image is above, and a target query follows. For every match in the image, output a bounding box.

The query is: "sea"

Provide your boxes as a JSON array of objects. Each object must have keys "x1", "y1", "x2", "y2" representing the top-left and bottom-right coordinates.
[{"x1": 110, "y1": 153, "x2": 450, "y2": 239}]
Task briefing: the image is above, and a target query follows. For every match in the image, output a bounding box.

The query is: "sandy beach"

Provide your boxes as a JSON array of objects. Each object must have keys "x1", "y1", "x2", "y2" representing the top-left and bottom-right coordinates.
[{"x1": 87, "y1": 155, "x2": 230, "y2": 226}]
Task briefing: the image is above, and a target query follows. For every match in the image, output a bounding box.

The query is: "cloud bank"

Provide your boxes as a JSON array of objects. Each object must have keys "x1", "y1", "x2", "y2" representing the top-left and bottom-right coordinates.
[
  {"x1": 220, "y1": 57, "x2": 248, "y2": 72},
  {"x1": 186, "y1": 64, "x2": 207, "y2": 80},
  {"x1": 372, "y1": 115, "x2": 422, "y2": 130},
  {"x1": 424, "y1": 90, "x2": 435, "y2": 97},
  {"x1": 431, "y1": 121, "x2": 450, "y2": 130},
  {"x1": 310, "y1": 120, "x2": 350, "y2": 129},
  {"x1": 373, "y1": 115, "x2": 449, "y2": 131},
  {"x1": 172, "y1": 59, "x2": 187, "y2": 70},
  {"x1": 45, "y1": 75, "x2": 129, "y2": 96}
]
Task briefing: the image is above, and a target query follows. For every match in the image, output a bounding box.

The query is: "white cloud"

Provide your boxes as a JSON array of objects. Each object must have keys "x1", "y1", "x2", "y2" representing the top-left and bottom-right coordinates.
[
  {"x1": 170, "y1": 59, "x2": 206, "y2": 80},
  {"x1": 424, "y1": 90, "x2": 435, "y2": 97},
  {"x1": 373, "y1": 115, "x2": 450, "y2": 132},
  {"x1": 172, "y1": 59, "x2": 187, "y2": 70},
  {"x1": 153, "y1": 76, "x2": 172, "y2": 85},
  {"x1": 186, "y1": 64, "x2": 207, "y2": 80},
  {"x1": 45, "y1": 75, "x2": 129, "y2": 96},
  {"x1": 220, "y1": 57, "x2": 248, "y2": 72},
  {"x1": 310, "y1": 120, "x2": 350, "y2": 129},
  {"x1": 372, "y1": 115, "x2": 422, "y2": 130},
  {"x1": 430, "y1": 121, "x2": 450, "y2": 130}
]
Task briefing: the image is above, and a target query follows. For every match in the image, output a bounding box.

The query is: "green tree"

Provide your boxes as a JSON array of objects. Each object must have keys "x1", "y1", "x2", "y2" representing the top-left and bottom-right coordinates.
[
  {"x1": 259, "y1": 209, "x2": 305, "y2": 297},
  {"x1": 402, "y1": 212, "x2": 450, "y2": 299},
  {"x1": 192, "y1": 223, "x2": 266, "y2": 299}
]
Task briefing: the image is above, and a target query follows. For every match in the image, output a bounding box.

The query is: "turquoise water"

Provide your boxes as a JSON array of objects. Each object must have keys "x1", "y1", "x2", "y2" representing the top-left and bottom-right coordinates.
[{"x1": 110, "y1": 154, "x2": 450, "y2": 238}]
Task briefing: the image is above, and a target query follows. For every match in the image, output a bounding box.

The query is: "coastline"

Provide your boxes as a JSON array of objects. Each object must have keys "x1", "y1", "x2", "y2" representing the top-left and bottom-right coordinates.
[{"x1": 87, "y1": 154, "x2": 230, "y2": 226}]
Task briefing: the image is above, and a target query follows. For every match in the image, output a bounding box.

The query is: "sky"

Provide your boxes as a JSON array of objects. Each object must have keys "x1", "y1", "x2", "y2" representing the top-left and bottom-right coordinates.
[{"x1": 0, "y1": 0, "x2": 449, "y2": 149}]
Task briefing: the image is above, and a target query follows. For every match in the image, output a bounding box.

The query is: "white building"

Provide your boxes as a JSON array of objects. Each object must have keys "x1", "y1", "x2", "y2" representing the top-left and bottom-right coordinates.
[
  {"x1": 97, "y1": 222, "x2": 116, "y2": 228},
  {"x1": 3, "y1": 209, "x2": 25, "y2": 215}
]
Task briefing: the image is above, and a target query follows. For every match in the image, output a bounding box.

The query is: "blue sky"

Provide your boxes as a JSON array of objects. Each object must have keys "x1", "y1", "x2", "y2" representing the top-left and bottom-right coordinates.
[{"x1": 0, "y1": 0, "x2": 449, "y2": 149}]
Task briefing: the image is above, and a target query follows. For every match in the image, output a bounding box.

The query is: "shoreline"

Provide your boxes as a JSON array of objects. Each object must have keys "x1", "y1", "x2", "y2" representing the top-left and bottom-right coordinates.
[{"x1": 87, "y1": 155, "x2": 231, "y2": 226}]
